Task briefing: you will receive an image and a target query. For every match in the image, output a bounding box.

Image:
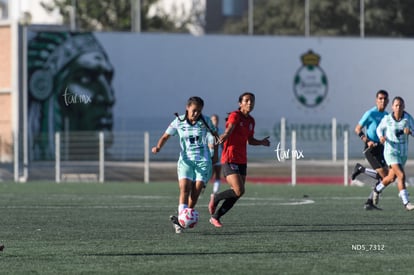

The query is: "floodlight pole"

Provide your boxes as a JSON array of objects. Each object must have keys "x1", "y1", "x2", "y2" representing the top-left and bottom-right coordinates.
[
  {"x1": 248, "y1": 0, "x2": 254, "y2": 35},
  {"x1": 70, "y1": 0, "x2": 76, "y2": 31},
  {"x1": 305, "y1": 0, "x2": 310, "y2": 37},
  {"x1": 360, "y1": 0, "x2": 365, "y2": 38},
  {"x1": 131, "y1": 0, "x2": 141, "y2": 33}
]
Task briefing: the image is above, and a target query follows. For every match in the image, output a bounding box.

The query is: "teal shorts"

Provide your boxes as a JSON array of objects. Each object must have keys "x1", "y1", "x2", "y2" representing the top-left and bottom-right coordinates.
[
  {"x1": 385, "y1": 153, "x2": 407, "y2": 167},
  {"x1": 177, "y1": 159, "x2": 212, "y2": 184}
]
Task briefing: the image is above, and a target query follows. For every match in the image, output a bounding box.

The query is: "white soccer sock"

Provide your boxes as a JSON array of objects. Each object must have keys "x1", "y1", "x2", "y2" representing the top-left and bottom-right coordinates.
[
  {"x1": 213, "y1": 180, "x2": 221, "y2": 193},
  {"x1": 399, "y1": 189, "x2": 409, "y2": 205},
  {"x1": 365, "y1": 168, "x2": 378, "y2": 179},
  {"x1": 178, "y1": 204, "x2": 188, "y2": 213},
  {"x1": 375, "y1": 182, "x2": 385, "y2": 193}
]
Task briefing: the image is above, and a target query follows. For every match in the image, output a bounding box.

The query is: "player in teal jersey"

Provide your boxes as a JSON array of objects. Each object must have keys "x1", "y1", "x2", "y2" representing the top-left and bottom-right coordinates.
[
  {"x1": 373, "y1": 96, "x2": 414, "y2": 210},
  {"x1": 352, "y1": 90, "x2": 389, "y2": 209},
  {"x1": 152, "y1": 96, "x2": 218, "y2": 233}
]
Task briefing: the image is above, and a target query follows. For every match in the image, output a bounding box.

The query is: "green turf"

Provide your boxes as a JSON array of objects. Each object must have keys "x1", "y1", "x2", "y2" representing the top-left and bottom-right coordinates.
[{"x1": 0, "y1": 181, "x2": 413, "y2": 274}]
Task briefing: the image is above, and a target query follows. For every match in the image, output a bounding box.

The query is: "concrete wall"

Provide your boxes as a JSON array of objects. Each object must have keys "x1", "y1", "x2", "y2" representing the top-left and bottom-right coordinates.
[{"x1": 0, "y1": 24, "x2": 13, "y2": 162}]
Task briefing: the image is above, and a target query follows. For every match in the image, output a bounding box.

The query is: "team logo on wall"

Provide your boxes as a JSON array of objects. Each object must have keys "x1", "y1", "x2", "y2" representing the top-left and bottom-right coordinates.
[{"x1": 293, "y1": 50, "x2": 328, "y2": 108}]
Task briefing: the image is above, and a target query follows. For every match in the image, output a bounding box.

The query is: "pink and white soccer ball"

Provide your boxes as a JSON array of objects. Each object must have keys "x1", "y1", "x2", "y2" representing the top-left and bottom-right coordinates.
[{"x1": 178, "y1": 208, "x2": 199, "y2": 229}]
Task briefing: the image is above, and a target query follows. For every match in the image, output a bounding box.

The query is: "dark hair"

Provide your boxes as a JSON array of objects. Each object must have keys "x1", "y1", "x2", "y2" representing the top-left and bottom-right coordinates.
[
  {"x1": 174, "y1": 96, "x2": 204, "y2": 122},
  {"x1": 187, "y1": 96, "x2": 204, "y2": 108},
  {"x1": 174, "y1": 96, "x2": 219, "y2": 140},
  {"x1": 238, "y1": 92, "x2": 255, "y2": 103},
  {"x1": 392, "y1": 96, "x2": 404, "y2": 105},
  {"x1": 376, "y1": 90, "x2": 389, "y2": 99}
]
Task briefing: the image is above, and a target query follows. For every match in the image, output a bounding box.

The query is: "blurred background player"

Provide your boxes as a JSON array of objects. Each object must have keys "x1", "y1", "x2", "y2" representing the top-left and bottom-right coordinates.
[
  {"x1": 210, "y1": 114, "x2": 222, "y2": 194},
  {"x1": 351, "y1": 90, "x2": 389, "y2": 209},
  {"x1": 152, "y1": 96, "x2": 216, "y2": 233},
  {"x1": 374, "y1": 96, "x2": 414, "y2": 210},
  {"x1": 208, "y1": 92, "x2": 270, "y2": 227}
]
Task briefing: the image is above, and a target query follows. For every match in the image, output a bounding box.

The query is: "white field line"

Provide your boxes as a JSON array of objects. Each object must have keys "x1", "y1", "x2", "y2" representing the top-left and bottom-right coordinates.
[{"x1": 0, "y1": 195, "x2": 396, "y2": 209}]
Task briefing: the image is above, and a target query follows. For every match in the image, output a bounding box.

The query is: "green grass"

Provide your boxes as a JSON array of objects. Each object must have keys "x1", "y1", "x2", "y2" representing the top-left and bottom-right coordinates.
[{"x1": 0, "y1": 181, "x2": 414, "y2": 274}]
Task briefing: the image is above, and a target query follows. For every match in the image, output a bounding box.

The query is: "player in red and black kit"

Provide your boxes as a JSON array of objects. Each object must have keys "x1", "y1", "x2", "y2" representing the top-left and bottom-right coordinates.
[{"x1": 208, "y1": 92, "x2": 270, "y2": 227}]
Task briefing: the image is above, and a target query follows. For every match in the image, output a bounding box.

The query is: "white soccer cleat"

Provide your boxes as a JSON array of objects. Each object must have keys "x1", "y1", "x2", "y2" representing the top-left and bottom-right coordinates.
[
  {"x1": 170, "y1": 215, "x2": 184, "y2": 233},
  {"x1": 405, "y1": 203, "x2": 414, "y2": 211},
  {"x1": 174, "y1": 224, "x2": 183, "y2": 233}
]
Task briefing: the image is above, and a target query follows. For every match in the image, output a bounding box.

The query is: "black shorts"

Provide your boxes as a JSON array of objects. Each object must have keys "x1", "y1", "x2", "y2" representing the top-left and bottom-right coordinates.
[
  {"x1": 364, "y1": 143, "x2": 386, "y2": 170},
  {"x1": 222, "y1": 163, "x2": 247, "y2": 177}
]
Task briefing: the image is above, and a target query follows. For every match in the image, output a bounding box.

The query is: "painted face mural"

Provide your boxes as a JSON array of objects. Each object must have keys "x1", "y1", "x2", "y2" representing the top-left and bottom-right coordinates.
[{"x1": 28, "y1": 31, "x2": 115, "y2": 159}]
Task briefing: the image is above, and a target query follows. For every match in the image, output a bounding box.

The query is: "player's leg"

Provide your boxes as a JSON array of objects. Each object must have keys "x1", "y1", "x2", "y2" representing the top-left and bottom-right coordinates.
[
  {"x1": 363, "y1": 145, "x2": 388, "y2": 207},
  {"x1": 209, "y1": 163, "x2": 246, "y2": 227},
  {"x1": 189, "y1": 160, "x2": 212, "y2": 208},
  {"x1": 171, "y1": 160, "x2": 195, "y2": 233},
  {"x1": 390, "y1": 161, "x2": 413, "y2": 210},
  {"x1": 355, "y1": 145, "x2": 384, "y2": 180},
  {"x1": 209, "y1": 163, "x2": 237, "y2": 215},
  {"x1": 364, "y1": 168, "x2": 394, "y2": 210},
  {"x1": 188, "y1": 180, "x2": 204, "y2": 208},
  {"x1": 212, "y1": 163, "x2": 221, "y2": 194}
]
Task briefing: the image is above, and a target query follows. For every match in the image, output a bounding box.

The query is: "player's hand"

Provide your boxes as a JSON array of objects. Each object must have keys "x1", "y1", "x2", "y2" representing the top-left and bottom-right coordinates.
[
  {"x1": 404, "y1": 127, "x2": 411, "y2": 135},
  {"x1": 218, "y1": 133, "x2": 228, "y2": 144},
  {"x1": 379, "y1": 136, "x2": 386, "y2": 144},
  {"x1": 152, "y1": 147, "x2": 160, "y2": 154},
  {"x1": 262, "y1": 136, "x2": 270, "y2": 146},
  {"x1": 367, "y1": 140, "x2": 376, "y2": 148}
]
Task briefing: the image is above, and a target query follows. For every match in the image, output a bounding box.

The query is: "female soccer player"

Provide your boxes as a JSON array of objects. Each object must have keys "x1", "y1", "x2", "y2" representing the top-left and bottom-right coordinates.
[
  {"x1": 208, "y1": 92, "x2": 270, "y2": 227},
  {"x1": 373, "y1": 96, "x2": 414, "y2": 210},
  {"x1": 152, "y1": 96, "x2": 216, "y2": 233},
  {"x1": 210, "y1": 114, "x2": 222, "y2": 194}
]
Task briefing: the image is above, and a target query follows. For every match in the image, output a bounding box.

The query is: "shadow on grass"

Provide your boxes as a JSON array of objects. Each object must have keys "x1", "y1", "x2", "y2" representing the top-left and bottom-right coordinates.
[
  {"x1": 84, "y1": 250, "x2": 319, "y2": 257},
  {"x1": 198, "y1": 222, "x2": 414, "y2": 235}
]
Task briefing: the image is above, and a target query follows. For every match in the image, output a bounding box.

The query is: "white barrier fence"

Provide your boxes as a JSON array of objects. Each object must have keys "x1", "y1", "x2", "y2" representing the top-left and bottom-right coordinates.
[{"x1": 53, "y1": 128, "x2": 351, "y2": 185}]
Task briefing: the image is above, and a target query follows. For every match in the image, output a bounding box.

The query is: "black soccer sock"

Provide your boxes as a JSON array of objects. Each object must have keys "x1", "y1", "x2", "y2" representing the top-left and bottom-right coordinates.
[
  {"x1": 214, "y1": 197, "x2": 239, "y2": 220},
  {"x1": 214, "y1": 189, "x2": 238, "y2": 205}
]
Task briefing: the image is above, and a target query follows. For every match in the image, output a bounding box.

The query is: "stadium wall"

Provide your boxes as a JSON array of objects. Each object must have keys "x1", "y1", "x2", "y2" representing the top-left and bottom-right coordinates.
[
  {"x1": 0, "y1": 24, "x2": 13, "y2": 162},
  {"x1": 22, "y1": 30, "x2": 414, "y2": 163},
  {"x1": 95, "y1": 33, "x2": 414, "y2": 160},
  {"x1": 96, "y1": 33, "x2": 414, "y2": 128}
]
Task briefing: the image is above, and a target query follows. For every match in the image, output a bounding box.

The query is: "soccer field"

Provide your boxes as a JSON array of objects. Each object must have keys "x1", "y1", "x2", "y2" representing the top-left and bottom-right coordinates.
[{"x1": 1, "y1": 181, "x2": 414, "y2": 274}]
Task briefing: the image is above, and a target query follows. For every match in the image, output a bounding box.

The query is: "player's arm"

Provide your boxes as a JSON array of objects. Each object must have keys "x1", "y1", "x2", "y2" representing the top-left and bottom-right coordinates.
[
  {"x1": 152, "y1": 133, "x2": 171, "y2": 154},
  {"x1": 376, "y1": 119, "x2": 386, "y2": 144},
  {"x1": 355, "y1": 124, "x2": 369, "y2": 144},
  {"x1": 219, "y1": 123, "x2": 235, "y2": 144},
  {"x1": 248, "y1": 136, "x2": 270, "y2": 146},
  {"x1": 207, "y1": 133, "x2": 218, "y2": 163},
  {"x1": 404, "y1": 113, "x2": 414, "y2": 136}
]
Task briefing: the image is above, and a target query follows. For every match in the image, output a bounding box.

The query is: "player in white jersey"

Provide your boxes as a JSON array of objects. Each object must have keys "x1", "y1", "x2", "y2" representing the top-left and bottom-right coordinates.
[
  {"x1": 152, "y1": 96, "x2": 218, "y2": 232},
  {"x1": 373, "y1": 96, "x2": 414, "y2": 210}
]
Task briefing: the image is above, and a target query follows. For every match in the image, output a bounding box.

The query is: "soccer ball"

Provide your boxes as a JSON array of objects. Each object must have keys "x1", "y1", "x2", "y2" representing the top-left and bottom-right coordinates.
[{"x1": 178, "y1": 208, "x2": 199, "y2": 229}]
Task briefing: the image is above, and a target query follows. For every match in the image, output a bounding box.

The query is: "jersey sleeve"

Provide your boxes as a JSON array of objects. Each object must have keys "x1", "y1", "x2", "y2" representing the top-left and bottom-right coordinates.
[
  {"x1": 204, "y1": 116, "x2": 216, "y2": 145},
  {"x1": 358, "y1": 110, "x2": 371, "y2": 127},
  {"x1": 227, "y1": 111, "x2": 240, "y2": 125},
  {"x1": 165, "y1": 118, "x2": 178, "y2": 136},
  {"x1": 376, "y1": 116, "x2": 387, "y2": 139},
  {"x1": 249, "y1": 116, "x2": 255, "y2": 138},
  {"x1": 406, "y1": 112, "x2": 414, "y2": 135}
]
